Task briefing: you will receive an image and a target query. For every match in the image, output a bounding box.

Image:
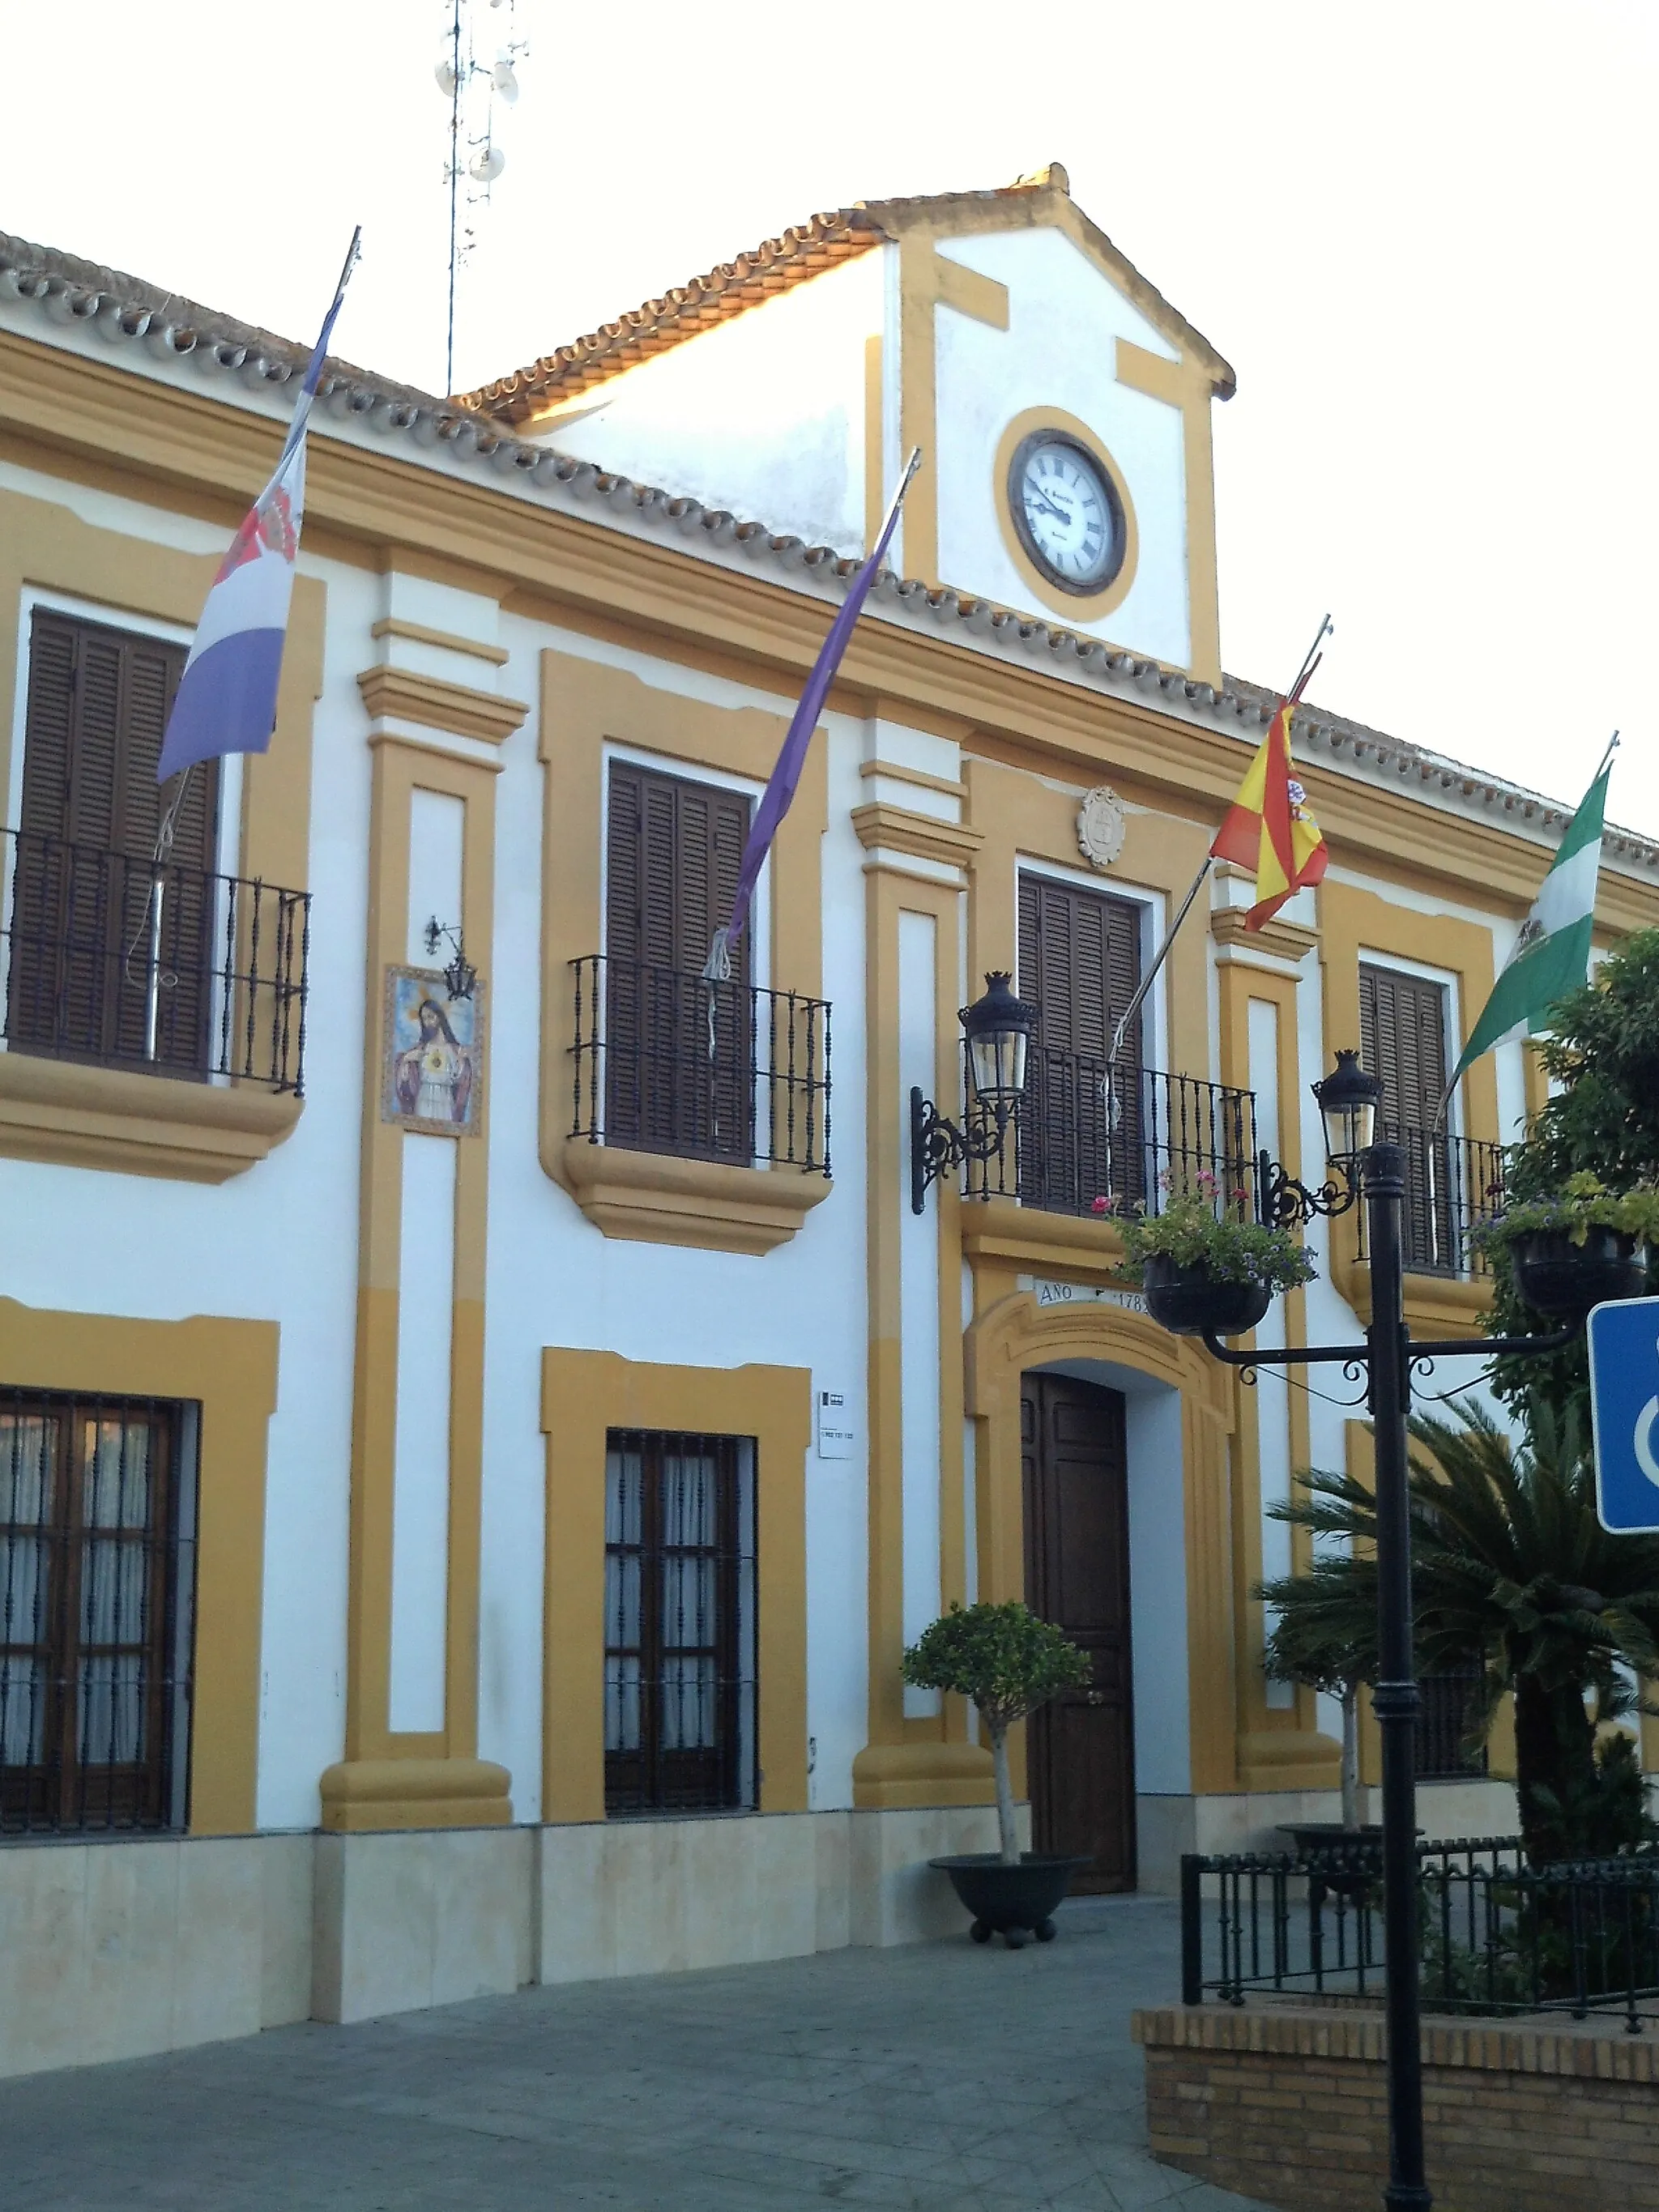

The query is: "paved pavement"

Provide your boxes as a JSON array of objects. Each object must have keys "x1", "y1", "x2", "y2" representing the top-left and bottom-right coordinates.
[{"x1": 0, "y1": 1893, "x2": 1272, "y2": 2212}]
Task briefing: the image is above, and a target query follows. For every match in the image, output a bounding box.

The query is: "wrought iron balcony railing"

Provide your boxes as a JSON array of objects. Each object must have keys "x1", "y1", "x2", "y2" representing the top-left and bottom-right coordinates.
[
  {"x1": 569, "y1": 954, "x2": 830, "y2": 1174},
  {"x1": 1354, "y1": 1122, "x2": 1508, "y2": 1278},
  {"x1": 962, "y1": 1042, "x2": 1259, "y2": 1223},
  {"x1": 2, "y1": 829, "x2": 309, "y2": 1094}
]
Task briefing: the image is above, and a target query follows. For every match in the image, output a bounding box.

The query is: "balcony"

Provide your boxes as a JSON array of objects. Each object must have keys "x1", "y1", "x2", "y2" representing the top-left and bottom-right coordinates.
[
  {"x1": 2, "y1": 829, "x2": 309, "y2": 1093},
  {"x1": 963, "y1": 1042, "x2": 1259, "y2": 1224},
  {"x1": 564, "y1": 955, "x2": 831, "y2": 1255},
  {"x1": 1354, "y1": 1123, "x2": 1508, "y2": 1279}
]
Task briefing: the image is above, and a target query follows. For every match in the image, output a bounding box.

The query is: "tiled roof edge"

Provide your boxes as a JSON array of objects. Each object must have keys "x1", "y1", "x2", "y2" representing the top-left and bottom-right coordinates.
[
  {"x1": 1, "y1": 225, "x2": 1652, "y2": 876},
  {"x1": 458, "y1": 211, "x2": 885, "y2": 419}
]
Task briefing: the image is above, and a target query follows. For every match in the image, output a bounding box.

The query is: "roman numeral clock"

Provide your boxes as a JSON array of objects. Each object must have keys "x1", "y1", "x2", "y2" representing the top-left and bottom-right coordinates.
[{"x1": 1008, "y1": 429, "x2": 1126, "y2": 596}]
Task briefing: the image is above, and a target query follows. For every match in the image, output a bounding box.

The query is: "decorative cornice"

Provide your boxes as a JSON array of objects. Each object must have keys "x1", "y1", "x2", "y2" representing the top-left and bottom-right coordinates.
[
  {"x1": 858, "y1": 757, "x2": 966, "y2": 799},
  {"x1": 851, "y1": 800, "x2": 983, "y2": 870},
  {"x1": 0, "y1": 288, "x2": 1654, "y2": 914},
  {"x1": 356, "y1": 665, "x2": 529, "y2": 746},
  {"x1": 368, "y1": 616, "x2": 509, "y2": 666},
  {"x1": 1209, "y1": 906, "x2": 1319, "y2": 964}
]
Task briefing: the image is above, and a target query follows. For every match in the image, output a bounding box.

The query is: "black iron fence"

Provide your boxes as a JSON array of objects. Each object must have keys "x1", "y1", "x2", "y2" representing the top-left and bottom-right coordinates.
[
  {"x1": 1354, "y1": 1123, "x2": 1508, "y2": 1278},
  {"x1": 1182, "y1": 1838, "x2": 1659, "y2": 2031},
  {"x1": 2, "y1": 829, "x2": 309, "y2": 1093},
  {"x1": 569, "y1": 954, "x2": 831, "y2": 1174},
  {"x1": 962, "y1": 1046, "x2": 1258, "y2": 1221}
]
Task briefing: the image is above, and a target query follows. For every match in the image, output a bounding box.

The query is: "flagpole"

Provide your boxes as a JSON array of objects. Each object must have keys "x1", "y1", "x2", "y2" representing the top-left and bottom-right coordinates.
[
  {"x1": 1105, "y1": 613, "x2": 1333, "y2": 1078},
  {"x1": 700, "y1": 447, "x2": 923, "y2": 995}
]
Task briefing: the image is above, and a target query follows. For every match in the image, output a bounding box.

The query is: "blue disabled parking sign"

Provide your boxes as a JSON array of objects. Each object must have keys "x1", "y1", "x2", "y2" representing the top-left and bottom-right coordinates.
[{"x1": 1589, "y1": 1295, "x2": 1659, "y2": 1533}]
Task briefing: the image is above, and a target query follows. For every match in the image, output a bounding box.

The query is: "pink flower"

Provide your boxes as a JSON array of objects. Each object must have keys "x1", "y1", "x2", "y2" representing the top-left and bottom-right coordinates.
[{"x1": 1091, "y1": 1194, "x2": 1115, "y2": 1216}]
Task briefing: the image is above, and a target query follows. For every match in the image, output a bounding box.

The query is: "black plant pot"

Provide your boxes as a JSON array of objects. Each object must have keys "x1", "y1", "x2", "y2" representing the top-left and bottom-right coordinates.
[
  {"x1": 1511, "y1": 1226, "x2": 1646, "y2": 1317},
  {"x1": 1141, "y1": 1254, "x2": 1272, "y2": 1339},
  {"x1": 928, "y1": 1853, "x2": 1088, "y2": 1948}
]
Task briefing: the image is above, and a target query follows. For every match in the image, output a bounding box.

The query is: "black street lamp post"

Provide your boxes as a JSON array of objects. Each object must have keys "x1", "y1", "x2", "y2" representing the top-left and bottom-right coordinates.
[{"x1": 1203, "y1": 1051, "x2": 1579, "y2": 2212}]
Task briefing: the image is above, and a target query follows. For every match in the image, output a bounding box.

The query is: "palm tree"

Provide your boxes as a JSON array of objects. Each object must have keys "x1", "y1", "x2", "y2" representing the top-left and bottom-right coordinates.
[
  {"x1": 1256, "y1": 1558, "x2": 1377, "y2": 1831},
  {"x1": 1262, "y1": 1397, "x2": 1659, "y2": 1865}
]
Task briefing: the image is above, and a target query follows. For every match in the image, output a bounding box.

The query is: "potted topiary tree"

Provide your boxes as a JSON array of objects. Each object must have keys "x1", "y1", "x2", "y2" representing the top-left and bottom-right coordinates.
[
  {"x1": 1107, "y1": 1174, "x2": 1316, "y2": 1338},
  {"x1": 905, "y1": 1600, "x2": 1092, "y2": 1947}
]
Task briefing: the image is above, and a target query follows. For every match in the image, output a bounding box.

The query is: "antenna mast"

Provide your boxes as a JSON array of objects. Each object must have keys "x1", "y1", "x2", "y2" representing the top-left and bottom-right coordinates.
[{"x1": 436, "y1": 0, "x2": 528, "y2": 396}]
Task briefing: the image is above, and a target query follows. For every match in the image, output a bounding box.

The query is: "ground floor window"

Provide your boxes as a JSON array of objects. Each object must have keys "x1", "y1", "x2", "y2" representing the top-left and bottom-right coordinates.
[
  {"x1": 1415, "y1": 1661, "x2": 1489, "y2": 1780},
  {"x1": 0, "y1": 1390, "x2": 196, "y2": 1835},
  {"x1": 603, "y1": 1428, "x2": 756, "y2": 1815}
]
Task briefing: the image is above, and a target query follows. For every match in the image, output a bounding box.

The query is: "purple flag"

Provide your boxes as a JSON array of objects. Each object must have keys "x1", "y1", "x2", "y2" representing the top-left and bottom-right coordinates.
[
  {"x1": 156, "y1": 230, "x2": 360, "y2": 785},
  {"x1": 705, "y1": 452, "x2": 920, "y2": 976}
]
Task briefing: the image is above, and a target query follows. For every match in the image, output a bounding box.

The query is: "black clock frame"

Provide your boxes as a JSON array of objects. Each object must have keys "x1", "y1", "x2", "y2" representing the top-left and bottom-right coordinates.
[{"x1": 1006, "y1": 428, "x2": 1126, "y2": 597}]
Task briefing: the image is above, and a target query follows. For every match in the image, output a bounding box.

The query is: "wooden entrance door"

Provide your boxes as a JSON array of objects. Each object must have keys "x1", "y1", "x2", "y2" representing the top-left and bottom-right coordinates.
[{"x1": 1021, "y1": 1370, "x2": 1135, "y2": 1891}]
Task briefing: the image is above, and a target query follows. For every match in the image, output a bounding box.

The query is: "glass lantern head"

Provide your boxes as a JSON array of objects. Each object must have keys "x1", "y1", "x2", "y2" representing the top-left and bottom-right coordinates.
[
  {"x1": 1313, "y1": 1048, "x2": 1382, "y2": 1166},
  {"x1": 962, "y1": 971, "x2": 1037, "y2": 1115}
]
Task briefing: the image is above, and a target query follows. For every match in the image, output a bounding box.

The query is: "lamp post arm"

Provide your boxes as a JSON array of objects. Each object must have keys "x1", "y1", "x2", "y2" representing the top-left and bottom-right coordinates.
[
  {"x1": 1201, "y1": 1332, "x2": 1371, "y2": 1369},
  {"x1": 1408, "y1": 1326, "x2": 1579, "y2": 1362}
]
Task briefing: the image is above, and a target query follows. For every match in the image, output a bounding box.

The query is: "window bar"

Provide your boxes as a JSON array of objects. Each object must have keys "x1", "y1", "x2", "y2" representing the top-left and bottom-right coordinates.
[
  {"x1": 787, "y1": 987, "x2": 800, "y2": 1167},
  {"x1": 242, "y1": 880, "x2": 262, "y2": 1081}
]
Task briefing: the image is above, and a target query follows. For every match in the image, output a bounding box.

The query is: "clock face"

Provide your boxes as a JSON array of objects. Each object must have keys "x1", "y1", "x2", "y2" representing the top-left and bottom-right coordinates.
[{"x1": 1009, "y1": 432, "x2": 1124, "y2": 596}]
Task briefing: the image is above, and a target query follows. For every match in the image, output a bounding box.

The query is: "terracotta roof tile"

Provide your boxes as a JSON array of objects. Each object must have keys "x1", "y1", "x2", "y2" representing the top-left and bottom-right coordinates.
[
  {"x1": 458, "y1": 167, "x2": 1235, "y2": 421},
  {"x1": 463, "y1": 212, "x2": 884, "y2": 422}
]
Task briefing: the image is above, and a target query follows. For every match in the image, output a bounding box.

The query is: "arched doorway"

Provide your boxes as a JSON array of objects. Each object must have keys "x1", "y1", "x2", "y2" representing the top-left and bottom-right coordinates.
[
  {"x1": 1021, "y1": 1368, "x2": 1134, "y2": 1890},
  {"x1": 964, "y1": 1289, "x2": 1239, "y2": 1894}
]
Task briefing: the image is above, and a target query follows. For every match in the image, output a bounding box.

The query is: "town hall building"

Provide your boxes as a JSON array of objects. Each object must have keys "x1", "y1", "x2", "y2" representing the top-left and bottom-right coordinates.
[{"x1": 1, "y1": 164, "x2": 1655, "y2": 2075}]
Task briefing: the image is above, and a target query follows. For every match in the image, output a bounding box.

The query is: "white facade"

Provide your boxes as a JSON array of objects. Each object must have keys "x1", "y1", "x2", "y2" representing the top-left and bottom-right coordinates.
[{"x1": 1, "y1": 175, "x2": 1654, "y2": 2079}]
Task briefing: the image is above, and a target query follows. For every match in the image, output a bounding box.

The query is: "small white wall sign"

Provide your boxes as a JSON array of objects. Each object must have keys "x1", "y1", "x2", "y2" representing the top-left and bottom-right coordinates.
[
  {"x1": 1019, "y1": 1275, "x2": 1147, "y2": 1315},
  {"x1": 816, "y1": 1386, "x2": 858, "y2": 1460}
]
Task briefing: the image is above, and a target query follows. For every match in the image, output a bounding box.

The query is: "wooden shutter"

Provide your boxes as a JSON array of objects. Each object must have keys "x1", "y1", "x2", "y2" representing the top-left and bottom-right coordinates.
[
  {"x1": 1358, "y1": 965, "x2": 1448, "y2": 1131},
  {"x1": 1359, "y1": 963, "x2": 1454, "y2": 1269},
  {"x1": 603, "y1": 762, "x2": 753, "y2": 1158},
  {"x1": 10, "y1": 612, "x2": 217, "y2": 1075},
  {"x1": 1017, "y1": 874, "x2": 1143, "y2": 1213}
]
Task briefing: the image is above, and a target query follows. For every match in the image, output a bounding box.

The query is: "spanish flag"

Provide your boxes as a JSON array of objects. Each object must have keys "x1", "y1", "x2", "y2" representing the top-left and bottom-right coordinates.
[{"x1": 1209, "y1": 705, "x2": 1328, "y2": 928}]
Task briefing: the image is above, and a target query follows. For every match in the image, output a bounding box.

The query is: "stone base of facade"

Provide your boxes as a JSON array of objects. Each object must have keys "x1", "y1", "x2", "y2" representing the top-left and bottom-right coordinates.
[
  {"x1": 0, "y1": 1802, "x2": 1021, "y2": 2076},
  {"x1": 1134, "y1": 1998, "x2": 1659, "y2": 2212},
  {"x1": 0, "y1": 1832, "x2": 313, "y2": 2082},
  {"x1": 1136, "y1": 1775, "x2": 1522, "y2": 1894}
]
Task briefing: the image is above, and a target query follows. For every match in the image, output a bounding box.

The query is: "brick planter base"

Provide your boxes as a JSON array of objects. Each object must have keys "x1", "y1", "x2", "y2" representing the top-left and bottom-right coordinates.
[{"x1": 1132, "y1": 2001, "x2": 1659, "y2": 2212}]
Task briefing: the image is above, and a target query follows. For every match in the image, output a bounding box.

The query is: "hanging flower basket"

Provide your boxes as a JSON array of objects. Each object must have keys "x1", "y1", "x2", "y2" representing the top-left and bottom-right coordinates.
[
  {"x1": 1140, "y1": 1255, "x2": 1272, "y2": 1338},
  {"x1": 1509, "y1": 1227, "x2": 1646, "y2": 1316},
  {"x1": 1111, "y1": 1174, "x2": 1316, "y2": 1339},
  {"x1": 1475, "y1": 1174, "x2": 1657, "y2": 1317}
]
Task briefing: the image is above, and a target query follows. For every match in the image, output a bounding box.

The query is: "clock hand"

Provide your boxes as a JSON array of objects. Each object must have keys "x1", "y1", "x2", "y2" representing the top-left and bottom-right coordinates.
[{"x1": 1028, "y1": 488, "x2": 1070, "y2": 522}]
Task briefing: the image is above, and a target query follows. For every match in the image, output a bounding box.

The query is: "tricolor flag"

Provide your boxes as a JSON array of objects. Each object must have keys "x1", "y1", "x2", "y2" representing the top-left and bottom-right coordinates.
[
  {"x1": 1209, "y1": 702, "x2": 1328, "y2": 929},
  {"x1": 156, "y1": 231, "x2": 360, "y2": 786},
  {"x1": 1449, "y1": 753, "x2": 1613, "y2": 1085},
  {"x1": 704, "y1": 450, "x2": 922, "y2": 978}
]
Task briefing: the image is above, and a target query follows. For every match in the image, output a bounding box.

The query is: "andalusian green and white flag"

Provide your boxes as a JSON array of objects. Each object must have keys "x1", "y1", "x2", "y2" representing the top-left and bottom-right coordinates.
[{"x1": 1451, "y1": 755, "x2": 1613, "y2": 1085}]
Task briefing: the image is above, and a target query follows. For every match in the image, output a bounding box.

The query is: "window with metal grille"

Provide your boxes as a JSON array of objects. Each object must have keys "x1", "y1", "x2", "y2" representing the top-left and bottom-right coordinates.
[
  {"x1": 1415, "y1": 1662, "x2": 1489, "y2": 1781},
  {"x1": 603, "y1": 1429, "x2": 756, "y2": 1815},
  {"x1": 0, "y1": 1391, "x2": 197, "y2": 1835}
]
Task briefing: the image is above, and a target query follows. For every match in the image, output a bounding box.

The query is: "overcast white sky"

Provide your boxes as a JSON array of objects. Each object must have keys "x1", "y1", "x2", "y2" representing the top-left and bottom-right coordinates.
[{"x1": 6, "y1": 2, "x2": 1657, "y2": 836}]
